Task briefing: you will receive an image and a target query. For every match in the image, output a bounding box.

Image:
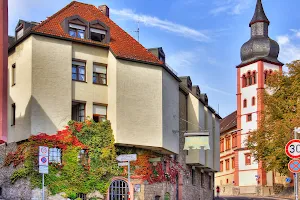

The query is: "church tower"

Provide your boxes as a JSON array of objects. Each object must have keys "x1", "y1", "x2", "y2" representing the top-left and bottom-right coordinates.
[{"x1": 235, "y1": 0, "x2": 283, "y2": 187}]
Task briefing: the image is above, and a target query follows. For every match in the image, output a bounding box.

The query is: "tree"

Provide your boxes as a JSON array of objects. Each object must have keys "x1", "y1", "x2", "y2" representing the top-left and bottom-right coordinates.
[{"x1": 248, "y1": 60, "x2": 300, "y2": 175}]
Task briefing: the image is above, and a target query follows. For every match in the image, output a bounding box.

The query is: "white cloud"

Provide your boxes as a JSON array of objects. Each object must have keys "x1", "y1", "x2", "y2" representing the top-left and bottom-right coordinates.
[
  {"x1": 290, "y1": 29, "x2": 300, "y2": 38},
  {"x1": 276, "y1": 33, "x2": 300, "y2": 64},
  {"x1": 210, "y1": 0, "x2": 253, "y2": 16},
  {"x1": 201, "y1": 85, "x2": 235, "y2": 96},
  {"x1": 110, "y1": 9, "x2": 210, "y2": 42},
  {"x1": 277, "y1": 35, "x2": 290, "y2": 46}
]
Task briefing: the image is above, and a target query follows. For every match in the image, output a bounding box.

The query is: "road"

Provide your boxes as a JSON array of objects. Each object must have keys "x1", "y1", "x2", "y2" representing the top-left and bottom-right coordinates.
[{"x1": 214, "y1": 197, "x2": 289, "y2": 200}]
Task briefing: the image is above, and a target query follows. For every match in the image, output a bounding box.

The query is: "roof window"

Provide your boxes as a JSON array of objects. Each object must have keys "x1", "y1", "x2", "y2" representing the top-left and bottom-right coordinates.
[
  {"x1": 69, "y1": 23, "x2": 85, "y2": 39},
  {"x1": 90, "y1": 28, "x2": 106, "y2": 42}
]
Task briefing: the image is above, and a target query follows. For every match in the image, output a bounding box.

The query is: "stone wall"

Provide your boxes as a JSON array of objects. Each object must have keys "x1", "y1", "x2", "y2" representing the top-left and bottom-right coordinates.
[{"x1": 0, "y1": 142, "x2": 32, "y2": 200}]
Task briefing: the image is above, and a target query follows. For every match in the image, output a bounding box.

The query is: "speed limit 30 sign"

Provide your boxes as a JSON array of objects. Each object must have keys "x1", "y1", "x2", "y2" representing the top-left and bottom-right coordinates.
[{"x1": 285, "y1": 139, "x2": 300, "y2": 159}]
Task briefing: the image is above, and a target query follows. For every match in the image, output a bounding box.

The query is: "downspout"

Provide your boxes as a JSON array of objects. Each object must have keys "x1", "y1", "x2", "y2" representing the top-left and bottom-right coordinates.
[{"x1": 0, "y1": 0, "x2": 8, "y2": 143}]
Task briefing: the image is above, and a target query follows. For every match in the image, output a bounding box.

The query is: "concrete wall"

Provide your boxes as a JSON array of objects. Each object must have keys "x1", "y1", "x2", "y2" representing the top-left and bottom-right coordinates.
[
  {"x1": 31, "y1": 35, "x2": 72, "y2": 135},
  {"x1": 205, "y1": 107, "x2": 214, "y2": 170},
  {"x1": 8, "y1": 36, "x2": 33, "y2": 142}
]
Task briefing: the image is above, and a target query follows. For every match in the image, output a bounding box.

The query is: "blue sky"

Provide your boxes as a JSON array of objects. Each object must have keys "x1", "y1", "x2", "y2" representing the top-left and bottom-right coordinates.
[{"x1": 8, "y1": 0, "x2": 300, "y2": 117}]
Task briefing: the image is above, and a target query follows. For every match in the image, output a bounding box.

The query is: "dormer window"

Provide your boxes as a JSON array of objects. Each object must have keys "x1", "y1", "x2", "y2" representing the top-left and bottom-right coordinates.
[
  {"x1": 90, "y1": 28, "x2": 106, "y2": 42},
  {"x1": 16, "y1": 24, "x2": 24, "y2": 40},
  {"x1": 69, "y1": 24, "x2": 85, "y2": 39}
]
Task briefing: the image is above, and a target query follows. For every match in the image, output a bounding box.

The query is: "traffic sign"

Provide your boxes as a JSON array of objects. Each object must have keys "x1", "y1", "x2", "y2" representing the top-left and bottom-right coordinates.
[
  {"x1": 116, "y1": 154, "x2": 137, "y2": 162},
  {"x1": 39, "y1": 146, "x2": 49, "y2": 156},
  {"x1": 39, "y1": 166, "x2": 49, "y2": 174},
  {"x1": 289, "y1": 160, "x2": 300, "y2": 173},
  {"x1": 286, "y1": 177, "x2": 292, "y2": 183},
  {"x1": 39, "y1": 156, "x2": 49, "y2": 166},
  {"x1": 118, "y1": 162, "x2": 129, "y2": 167},
  {"x1": 285, "y1": 139, "x2": 300, "y2": 159}
]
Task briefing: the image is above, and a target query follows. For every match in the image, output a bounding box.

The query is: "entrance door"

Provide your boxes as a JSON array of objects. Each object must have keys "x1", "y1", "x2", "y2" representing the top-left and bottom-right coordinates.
[{"x1": 109, "y1": 179, "x2": 129, "y2": 200}]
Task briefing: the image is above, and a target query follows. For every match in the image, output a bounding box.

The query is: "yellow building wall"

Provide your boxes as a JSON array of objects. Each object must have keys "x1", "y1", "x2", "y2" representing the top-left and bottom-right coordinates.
[
  {"x1": 31, "y1": 35, "x2": 72, "y2": 135},
  {"x1": 72, "y1": 43, "x2": 109, "y2": 118},
  {"x1": 8, "y1": 36, "x2": 33, "y2": 143}
]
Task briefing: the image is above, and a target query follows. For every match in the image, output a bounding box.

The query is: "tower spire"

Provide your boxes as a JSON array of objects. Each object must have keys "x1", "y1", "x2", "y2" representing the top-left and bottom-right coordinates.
[{"x1": 249, "y1": 0, "x2": 269, "y2": 27}]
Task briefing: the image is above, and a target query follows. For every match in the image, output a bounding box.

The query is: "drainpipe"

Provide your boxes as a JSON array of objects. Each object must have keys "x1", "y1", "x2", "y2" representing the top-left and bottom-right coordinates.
[{"x1": 0, "y1": 0, "x2": 8, "y2": 144}]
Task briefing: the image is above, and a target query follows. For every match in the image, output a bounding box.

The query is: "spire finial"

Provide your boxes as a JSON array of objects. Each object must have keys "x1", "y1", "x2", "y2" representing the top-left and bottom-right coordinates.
[{"x1": 249, "y1": 0, "x2": 269, "y2": 27}]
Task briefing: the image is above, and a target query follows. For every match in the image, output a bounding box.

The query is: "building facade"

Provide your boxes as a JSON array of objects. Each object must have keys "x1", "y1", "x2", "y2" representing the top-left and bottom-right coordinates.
[
  {"x1": 0, "y1": 1, "x2": 221, "y2": 200},
  {"x1": 216, "y1": 0, "x2": 284, "y2": 196}
]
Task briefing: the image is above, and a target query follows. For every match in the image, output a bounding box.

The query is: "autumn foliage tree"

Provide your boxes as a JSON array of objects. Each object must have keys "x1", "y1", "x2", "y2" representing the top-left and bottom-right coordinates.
[{"x1": 248, "y1": 60, "x2": 300, "y2": 175}]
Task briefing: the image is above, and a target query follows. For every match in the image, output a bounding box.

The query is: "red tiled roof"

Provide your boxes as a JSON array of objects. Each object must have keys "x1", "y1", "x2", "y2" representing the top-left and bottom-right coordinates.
[
  {"x1": 32, "y1": 1, "x2": 162, "y2": 65},
  {"x1": 220, "y1": 111, "x2": 237, "y2": 134}
]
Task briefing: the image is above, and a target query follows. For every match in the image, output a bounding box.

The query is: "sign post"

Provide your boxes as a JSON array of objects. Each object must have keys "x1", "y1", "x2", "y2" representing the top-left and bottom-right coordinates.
[
  {"x1": 39, "y1": 146, "x2": 49, "y2": 200},
  {"x1": 286, "y1": 128, "x2": 300, "y2": 200},
  {"x1": 116, "y1": 154, "x2": 137, "y2": 200}
]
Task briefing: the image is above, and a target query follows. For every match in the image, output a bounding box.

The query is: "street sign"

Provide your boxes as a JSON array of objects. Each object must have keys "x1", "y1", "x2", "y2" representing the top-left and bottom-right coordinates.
[
  {"x1": 116, "y1": 154, "x2": 137, "y2": 162},
  {"x1": 285, "y1": 139, "x2": 300, "y2": 159},
  {"x1": 39, "y1": 166, "x2": 49, "y2": 174},
  {"x1": 288, "y1": 160, "x2": 300, "y2": 173},
  {"x1": 286, "y1": 177, "x2": 292, "y2": 183},
  {"x1": 39, "y1": 156, "x2": 49, "y2": 166},
  {"x1": 39, "y1": 146, "x2": 49, "y2": 156},
  {"x1": 118, "y1": 162, "x2": 129, "y2": 167}
]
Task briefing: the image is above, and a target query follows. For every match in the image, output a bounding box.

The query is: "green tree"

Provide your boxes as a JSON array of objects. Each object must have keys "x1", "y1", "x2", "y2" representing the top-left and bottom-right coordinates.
[{"x1": 248, "y1": 60, "x2": 300, "y2": 175}]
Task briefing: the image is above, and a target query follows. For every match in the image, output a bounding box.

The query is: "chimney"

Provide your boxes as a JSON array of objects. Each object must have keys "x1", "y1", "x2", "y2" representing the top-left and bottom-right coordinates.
[
  {"x1": 0, "y1": 0, "x2": 8, "y2": 143},
  {"x1": 99, "y1": 5, "x2": 109, "y2": 18}
]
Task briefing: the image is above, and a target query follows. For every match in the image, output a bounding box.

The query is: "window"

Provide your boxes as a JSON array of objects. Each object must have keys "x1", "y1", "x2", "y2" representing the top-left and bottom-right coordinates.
[
  {"x1": 253, "y1": 72, "x2": 256, "y2": 84},
  {"x1": 252, "y1": 97, "x2": 256, "y2": 106},
  {"x1": 220, "y1": 161, "x2": 223, "y2": 172},
  {"x1": 93, "y1": 63, "x2": 107, "y2": 85},
  {"x1": 12, "y1": 64, "x2": 16, "y2": 86},
  {"x1": 247, "y1": 72, "x2": 252, "y2": 85},
  {"x1": 78, "y1": 149, "x2": 89, "y2": 166},
  {"x1": 16, "y1": 24, "x2": 24, "y2": 40},
  {"x1": 93, "y1": 104, "x2": 107, "y2": 122},
  {"x1": 226, "y1": 179, "x2": 229, "y2": 184},
  {"x1": 247, "y1": 114, "x2": 252, "y2": 122},
  {"x1": 72, "y1": 60, "x2": 86, "y2": 82},
  {"x1": 225, "y1": 136, "x2": 231, "y2": 150},
  {"x1": 243, "y1": 99, "x2": 247, "y2": 108},
  {"x1": 242, "y1": 75, "x2": 246, "y2": 87},
  {"x1": 245, "y1": 153, "x2": 251, "y2": 165},
  {"x1": 232, "y1": 134, "x2": 237, "y2": 148},
  {"x1": 225, "y1": 159, "x2": 230, "y2": 171},
  {"x1": 76, "y1": 193, "x2": 87, "y2": 200},
  {"x1": 11, "y1": 103, "x2": 16, "y2": 126},
  {"x1": 220, "y1": 138, "x2": 224, "y2": 152},
  {"x1": 264, "y1": 71, "x2": 268, "y2": 84},
  {"x1": 49, "y1": 148, "x2": 62, "y2": 164},
  {"x1": 72, "y1": 102, "x2": 85, "y2": 122},
  {"x1": 191, "y1": 168, "x2": 195, "y2": 185},
  {"x1": 232, "y1": 157, "x2": 235, "y2": 169},
  {"x1": 90, "y1": 28, "x2": 106, "y2": 42},
  {"x1": 69, "y1": 23, "x2": 85, "y2": 39},
  {"x1": 201, "y1": 172, "x2": 204, "y2": 188}
]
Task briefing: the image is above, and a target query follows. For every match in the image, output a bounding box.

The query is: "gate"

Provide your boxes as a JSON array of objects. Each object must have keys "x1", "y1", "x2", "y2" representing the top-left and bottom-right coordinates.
[{"x1": 109, "y1": 179, "x2": 129, "y2": 200}]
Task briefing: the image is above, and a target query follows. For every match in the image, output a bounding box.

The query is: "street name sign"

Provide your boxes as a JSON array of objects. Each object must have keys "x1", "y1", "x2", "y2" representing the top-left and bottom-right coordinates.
[
  {"x1": 118, "y1": 162, "x2": 129, "y2": 167},
  {"x1": 285, "y1": 139, "x2": 300, "y2": 159},
  {"x1": 116, "y1": 154, "x2": 137, "y2": 162},
  {"x1": 288, "y1": 160, "x2": 300, "y2": 173}
]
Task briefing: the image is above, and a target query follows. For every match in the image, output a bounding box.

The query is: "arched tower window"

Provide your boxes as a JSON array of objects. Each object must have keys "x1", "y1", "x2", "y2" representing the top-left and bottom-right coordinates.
[
  {"x1": 242, "y1": 74, "x2": 246, "y2": 87},
  {"x1": 252, "y1": 97, "x2": 256, "y2": 106},
  {"x1": 247, "y1": 71, "x2": 252, "y2": 86},
  {"x1": 264, "y1": 70, "x2": 268, "y2": 84},
  {"x1": 252, "y1": 71, "x2": 256, "y2": 84},
  {"x1": 243, "y1": 99, "x2": 247, "y2": 108}
]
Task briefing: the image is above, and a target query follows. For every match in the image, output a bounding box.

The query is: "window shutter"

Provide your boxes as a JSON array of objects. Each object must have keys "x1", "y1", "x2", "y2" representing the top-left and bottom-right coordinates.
[
  {"x1": 69, "y1": 23, "x2": 86, "y2": 30},
  {"x1": 93, "y1": 65, "x2": 107, "y2": 74},
  {"x1": 93, "y1": 105, "x2": 106, "y2": 115}
]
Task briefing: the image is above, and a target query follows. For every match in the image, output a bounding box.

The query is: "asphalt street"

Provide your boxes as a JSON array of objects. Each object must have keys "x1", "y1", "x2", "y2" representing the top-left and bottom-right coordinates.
[{"x1": 214, "y1": 197, "x2": 289, "y2": 200}]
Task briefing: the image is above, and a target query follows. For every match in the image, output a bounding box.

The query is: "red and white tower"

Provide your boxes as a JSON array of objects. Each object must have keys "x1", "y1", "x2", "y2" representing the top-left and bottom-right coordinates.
[{"x1": 234, "y1": 0, "x2": 283, "y2": 187}]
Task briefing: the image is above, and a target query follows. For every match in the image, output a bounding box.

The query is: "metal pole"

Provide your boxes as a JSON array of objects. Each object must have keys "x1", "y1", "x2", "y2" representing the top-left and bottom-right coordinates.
[
  {"x1": 42, "y1": 173, "x2": 45, "y2": 200},
  {"x1": 295, "y1": 128, "x2": 298, "y2": 200},
  {"x1": 128, "y1": 161, "x2": 131, "y2": 200}
]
